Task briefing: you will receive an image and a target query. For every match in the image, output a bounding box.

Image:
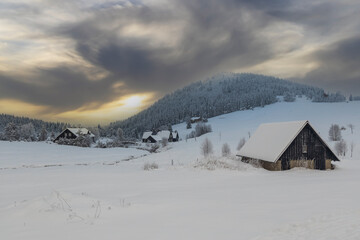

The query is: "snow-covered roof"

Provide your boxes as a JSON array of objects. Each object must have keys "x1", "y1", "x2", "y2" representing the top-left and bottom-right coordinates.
[
  {"x1": 238, "y1": 120, "x2": 309, "y2": 163},
  {"x1": 157, "y1": 130, "x2": 171, "y2": 139},
  {"x1": 142, "y1": 131, "x2": 152, "y2": 140},
  {"x1": 67, "y1": 128, "x2": 94, "y2": 137},
  {"x1": 191, "y1": 116, "x2": 201, "y2": 121}
]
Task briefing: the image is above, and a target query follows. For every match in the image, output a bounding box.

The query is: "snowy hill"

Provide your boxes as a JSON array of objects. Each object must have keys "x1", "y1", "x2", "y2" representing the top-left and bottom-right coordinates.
[
  {"x1": 1, "y1": 98, "x2": 360, "y2": 240},
  {"x1": 109, "y1": 73, "x2": 345, "y2": 139}
]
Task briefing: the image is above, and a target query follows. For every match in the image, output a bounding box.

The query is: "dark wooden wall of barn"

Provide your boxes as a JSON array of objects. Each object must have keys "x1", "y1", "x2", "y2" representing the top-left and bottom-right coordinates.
[{"x1": 279, "y1": 124, "x2": 337, "y2": 169}]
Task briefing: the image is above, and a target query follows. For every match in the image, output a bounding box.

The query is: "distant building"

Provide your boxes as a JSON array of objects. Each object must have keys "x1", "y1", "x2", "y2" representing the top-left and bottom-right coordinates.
[
  {"x1": 142, "y1": 131, "x2": 153, "y2": 142},
  {"x1": 190, "y1": 116, "x2": 202, "y2": 123},
  {"x1": 54, "y1": 128, "x2": 95, "y2": 142},
  {"x1": 142, "y1": 130, "x2": 179, "y2": 143},
  {"x1": 237, "y1": 120, "x2": 340, "y2": 170}
]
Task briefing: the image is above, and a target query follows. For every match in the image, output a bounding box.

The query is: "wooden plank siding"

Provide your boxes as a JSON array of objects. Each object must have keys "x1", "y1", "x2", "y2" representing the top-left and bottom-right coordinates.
[{"x1": 279, "y1": 124, "x2": 337, "y2": 170}]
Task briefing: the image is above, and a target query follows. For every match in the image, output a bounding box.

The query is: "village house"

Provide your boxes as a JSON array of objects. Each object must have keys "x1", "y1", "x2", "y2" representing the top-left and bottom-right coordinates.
[
  {"x1": 142, "y1": 130, "x2": 179, "y2": 143},
  {"x1": 190, "y1": 116, "x2": 202, "y2": 124},
  {"x1": 237, "y1": 120, "x2": 340, "y2": 170},
  {"x1": 54, "y1": 128, "x2": 95, "y2": 142}
]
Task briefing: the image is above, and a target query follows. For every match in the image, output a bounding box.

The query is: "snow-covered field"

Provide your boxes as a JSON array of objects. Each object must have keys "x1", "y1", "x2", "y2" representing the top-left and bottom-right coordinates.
[{"x1": 1, "y1": 98, "x2": 360, "y2": 240}]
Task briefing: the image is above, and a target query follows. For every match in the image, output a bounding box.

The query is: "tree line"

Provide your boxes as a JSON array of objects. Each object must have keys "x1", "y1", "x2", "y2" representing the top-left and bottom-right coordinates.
[{"x1": 109, "y1": 73, "x2": 346, "y2": 139}]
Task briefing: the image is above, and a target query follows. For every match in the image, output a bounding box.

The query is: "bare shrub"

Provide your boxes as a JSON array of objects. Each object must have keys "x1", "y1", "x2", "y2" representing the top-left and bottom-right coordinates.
[
  {"x1": 329, "y1": 124, "x2": 342, "y2": 141},
  {"x1": 149, "y1": 143, "x2": 160, "y2": 153},
  {"x1": 348, "y1": 124, "x2": 355, "y2": 134},
  {"x1": 335, "y1": 139, "x2": 347, "y2": 156},
  {"x1": 350, "y1": 141, "x2": 355, "y2": 158},
  {"x1": 143, "y1": 162, "x2": 159, "y2": 170},
  {"x1": 201, "y1": 138, "x2": 213, "y2": 157},
  {"x1": 222, "y1": 143, "x2": 231, "y2": 157},
  {"x1": 237, "y1": 138, "x2": 246, "y2": 151}
]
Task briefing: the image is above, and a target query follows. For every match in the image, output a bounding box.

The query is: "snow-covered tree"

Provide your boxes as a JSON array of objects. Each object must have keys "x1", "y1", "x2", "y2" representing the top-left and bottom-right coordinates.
[
  {"x1": 222, "y1": 143, "x2": 231, "y2": 157},
  {"x1": 161, "y1": 137, "x2": 168, "y2": 147},
  {"x1": 20, "y1": 123, "x2": 36, "y2": 141},
  {"x1": 328, "y1": 124, "x2": 342, "y2": 141},
  {"x1": 348, "y1": 124, "x2": 355, "y2": 134},
  {"x1": 4, "y1": 122, "x2": 19, "y2": 141},
  {"x1": 38, "y1": 126, "x2": 48, "y2": 141},
  {"x1": 335, "y1": 139, "x2": 347, "y2": 156},
  {"x1": 117, "y1": 128, "x2": 124, "y2": 141},
  {"x1": 284, "y1": 92, "x2": 296, "y2": 102}
]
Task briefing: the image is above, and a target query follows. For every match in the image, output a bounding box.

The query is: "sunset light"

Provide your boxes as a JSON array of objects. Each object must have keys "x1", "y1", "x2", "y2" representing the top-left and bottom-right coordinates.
[{"x1": 122, "y1": 95, "x2": 144, "y2": 108}]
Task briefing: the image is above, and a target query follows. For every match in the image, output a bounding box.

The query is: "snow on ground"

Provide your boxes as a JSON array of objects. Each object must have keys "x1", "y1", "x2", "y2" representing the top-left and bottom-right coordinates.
[
  {"x1": 0, "y1": 141, "x2": 148, "y2": 169},
  {"x1": 1, "y1": 97, "x2": 360, "y2": 240}
]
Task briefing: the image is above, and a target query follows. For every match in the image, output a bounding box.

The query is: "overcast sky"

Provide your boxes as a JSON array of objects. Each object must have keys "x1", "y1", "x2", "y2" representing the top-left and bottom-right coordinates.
[{"x1": 0, "y1": 0, "x2": 359, "y2": 124}]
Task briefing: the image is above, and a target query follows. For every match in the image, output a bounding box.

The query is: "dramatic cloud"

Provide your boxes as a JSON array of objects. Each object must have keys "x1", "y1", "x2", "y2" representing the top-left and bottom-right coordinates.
[
  {"x1": 0, "y1": 0, "x2": 360, "y2": 123},
  {"x1": 0, "y1": 66, "x2": 121, "y2": 111},
  {"x1": 302, "y1": 36, "x2": 360, "y2": 94}
]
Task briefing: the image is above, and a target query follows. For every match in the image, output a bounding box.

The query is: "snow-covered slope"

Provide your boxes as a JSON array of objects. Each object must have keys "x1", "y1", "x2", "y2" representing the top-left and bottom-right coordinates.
[{"x1": 1, "y1": 98, "x2": 360, "y2": 240}]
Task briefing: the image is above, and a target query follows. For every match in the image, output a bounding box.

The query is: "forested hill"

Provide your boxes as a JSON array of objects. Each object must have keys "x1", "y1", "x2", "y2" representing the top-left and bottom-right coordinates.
[
  {"x1": 109, "y1": 73, "x2": 346, "y2": 139},
  {"x1": 0, "y1": 114, "x2": 68, "y2": 135}
]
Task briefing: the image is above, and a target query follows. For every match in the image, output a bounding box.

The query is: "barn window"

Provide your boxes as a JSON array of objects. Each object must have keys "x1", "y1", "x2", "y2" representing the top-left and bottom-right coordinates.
[{"x1": 302, "y1": 145, "x2": 308, "y2": 153}]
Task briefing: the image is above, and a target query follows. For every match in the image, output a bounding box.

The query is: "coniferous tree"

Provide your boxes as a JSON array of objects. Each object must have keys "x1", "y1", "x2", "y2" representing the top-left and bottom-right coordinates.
[{"x1": 5, "y1": 122, "x2": 19, "y2": 141}]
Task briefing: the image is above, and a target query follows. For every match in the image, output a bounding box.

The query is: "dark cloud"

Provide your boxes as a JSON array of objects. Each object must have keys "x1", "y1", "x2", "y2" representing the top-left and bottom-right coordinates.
[
  {"x1": 0, "y1": 66, "x2": 123, "y2": 111},
  {"x1": 302, "y1": 36, "x2": 360, "y2": 95},
  {"x1": 1, "y1": 0, "x2": 360, "y2": 115},
  {"x1": 58, "y1": 0, "x2": 279, "y2": 94},
  {"x1": 268, "y1": 2, "x2": 360, "y2": 35}
]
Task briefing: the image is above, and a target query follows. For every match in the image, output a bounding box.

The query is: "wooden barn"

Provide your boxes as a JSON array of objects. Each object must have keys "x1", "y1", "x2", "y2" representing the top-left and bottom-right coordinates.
[
  {"x1": 54, "y1": 128, "x2": 95, "y2": 142},
  {"x1": 237, "y1": 120, "x2": 340, "y2": 170}
]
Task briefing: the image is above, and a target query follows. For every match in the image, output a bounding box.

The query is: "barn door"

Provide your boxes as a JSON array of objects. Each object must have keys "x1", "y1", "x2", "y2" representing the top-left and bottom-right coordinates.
[{"x1": 315, "y1": 146, "x2": 325, "y2": 170}]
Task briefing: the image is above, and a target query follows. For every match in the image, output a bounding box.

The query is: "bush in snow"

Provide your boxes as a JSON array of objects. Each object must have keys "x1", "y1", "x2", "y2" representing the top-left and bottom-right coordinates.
[
  {"x1": 195, "y1": 156, "x2": 257, "y2": 171},
  {"x1": 328, "y1": 124, "x2": 342, "y2": 141},
  {"x1": 222, "y1": 143, "x2": 231, "y2": 157},
  {"x1": 95, "y1": 141, "x2": 107, "y2": 148},
  {"x1": 335, "y1": 139, "x2": 347, "y2": 156},
  {"x1": 143, "y1": 162, "x2": 159, "y2": 170},
  {"x1": 186, "y1": 123, "x2": 212, "y2": 139},
  {"x1": 201, "y1": 138, "x2": 213, "y2": 157},
  {"x1": 237, "y1": 138, "x2": 246, "y2": 151},
  {"x1": 195, "y1": 123, "x2": 212, "y2": 136},
  {"x1": 57, "y1": 135, "x2": 92, "y2": 147},
  {"x1": 149, "y1": 143, "x2": 160, "y2": 153}
]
